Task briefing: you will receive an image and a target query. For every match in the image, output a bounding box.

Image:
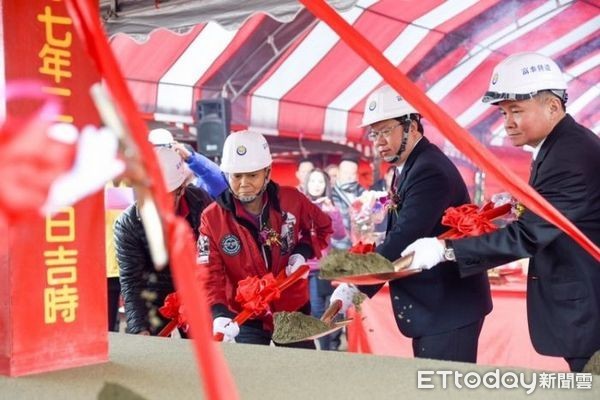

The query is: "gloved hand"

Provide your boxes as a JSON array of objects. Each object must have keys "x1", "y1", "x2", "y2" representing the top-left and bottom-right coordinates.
[
  {"x1": 330, "y1": 283, "x2": 361, "y2": 314},
  {"x1": 285, "y1": 254, "x2": 308, "y2": 278},
  {"x1": 401, "y1": 237, "x2": 445, "y2": 270},
  {"x1": 212, "y1": 317, "x2": 240, "y2": 343}
]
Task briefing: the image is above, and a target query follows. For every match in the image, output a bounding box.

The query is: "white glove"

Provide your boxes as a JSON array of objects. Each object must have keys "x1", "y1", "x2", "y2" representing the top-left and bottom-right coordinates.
[
  {"x1": 401, "y1": 237, "x2": 445, "y2": 270},
  {"x1": 285, "y1": 254, "x2": 308, "y2": 278},
  {"x1": 330, "y1": 283, "x2": 361, "y2": 314},
  {"x1": 213, "y1": 317, "x2": 240, "y2": 343}
]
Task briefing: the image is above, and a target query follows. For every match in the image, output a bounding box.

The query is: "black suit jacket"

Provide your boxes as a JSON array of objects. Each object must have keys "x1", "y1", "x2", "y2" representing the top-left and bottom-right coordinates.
[
  {"x1": 364, "y1": 137, "x2": 492, "y2": 338},
  {"x1": 454, "y1": 114, "x2": 600, "y2": 357}
]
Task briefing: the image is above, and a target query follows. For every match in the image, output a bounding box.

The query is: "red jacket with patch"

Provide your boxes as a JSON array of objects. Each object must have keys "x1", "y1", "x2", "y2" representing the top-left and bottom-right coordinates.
[{"x1": 197, "y1": 182, "x2": 332, "y2": 331}]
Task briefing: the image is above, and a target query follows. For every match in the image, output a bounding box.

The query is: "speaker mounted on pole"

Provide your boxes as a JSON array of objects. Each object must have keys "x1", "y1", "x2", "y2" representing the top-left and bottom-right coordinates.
[{"x1": 195, "y1": 97, "x2": 231, "y2": 158}]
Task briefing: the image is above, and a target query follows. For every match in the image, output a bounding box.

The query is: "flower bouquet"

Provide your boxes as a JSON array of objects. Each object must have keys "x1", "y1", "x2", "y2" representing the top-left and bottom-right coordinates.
[{"x1": 349, "y1": 190, "x2": 388, "y2": 245}]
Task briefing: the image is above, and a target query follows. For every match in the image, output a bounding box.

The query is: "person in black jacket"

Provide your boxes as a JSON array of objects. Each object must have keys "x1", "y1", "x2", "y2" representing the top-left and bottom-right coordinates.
[
  {"x1": 330, "y1": 84, "x2": 492, "y2": 363},
  {"x1": 330, "y1": 154, "x2": 365, "y2": 250},
  {"x1": 403, "y1": 52, "x2": 600, "y2": 372},
  {"x1": 115, "y1": 146, "x2": 212, "y2": 336}
]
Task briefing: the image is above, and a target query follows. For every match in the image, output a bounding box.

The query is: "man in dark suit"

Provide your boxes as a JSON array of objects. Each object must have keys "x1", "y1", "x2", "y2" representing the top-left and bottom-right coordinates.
[
  {"x1": 403, "y1": 52, "x2": 600, "y2": 372},
  {"x1": 330, "y1": 84, "x2": 492, "y2": 363}
]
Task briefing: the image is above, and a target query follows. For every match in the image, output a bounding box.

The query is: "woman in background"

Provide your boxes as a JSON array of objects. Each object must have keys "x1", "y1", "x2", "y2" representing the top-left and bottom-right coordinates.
[{"x1": 303, "y1": 169, "x2": 347, "y2": 351}]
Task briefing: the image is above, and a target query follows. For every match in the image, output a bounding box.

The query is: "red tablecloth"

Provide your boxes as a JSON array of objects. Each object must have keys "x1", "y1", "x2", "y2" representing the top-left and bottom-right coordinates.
[{"x1": 347, "y1": 275, "x2": 568, "y2": 371}]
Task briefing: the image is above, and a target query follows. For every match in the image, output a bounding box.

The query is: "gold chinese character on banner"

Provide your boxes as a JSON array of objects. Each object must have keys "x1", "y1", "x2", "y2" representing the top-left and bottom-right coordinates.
[
  {"x1": 44, "y1": 246, "x2": 78, "y2": 266},
  {"x1": 44, "y1": 285, "x2": 79, "y2": 323},
  {"x1": 46, "y1": 207, "x2": 75, "y2": 242},
  {"x1": 38, "y1": 44, "x2": 72, "y2": 83},
  {"x1": 47, "y1": 266, "x2": 77, "y2": 285},
  {"x1": 37, "y1": 6, "x2": 72, "y2": 83}
]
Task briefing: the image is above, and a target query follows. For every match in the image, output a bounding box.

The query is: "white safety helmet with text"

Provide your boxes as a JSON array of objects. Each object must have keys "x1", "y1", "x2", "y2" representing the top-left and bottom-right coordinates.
[
  {"x1": 361, "y1": 84, "x2": 420, "y2": 164},
  {"x1": 155, "y1": 147, "x2": 192, "y2": 192},
  {"x1": 482, "y1": 52, "x2": 567, "y2": 104},
  {"x1": 361, "y1": 84, "x2": 419, "y2": 127},
  {"x1": 220, "y1": 130, "x2": 272, "y2": 174}
]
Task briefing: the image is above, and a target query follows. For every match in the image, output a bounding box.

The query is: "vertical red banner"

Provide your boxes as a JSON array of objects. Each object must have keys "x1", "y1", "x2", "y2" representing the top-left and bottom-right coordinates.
[{"x1": 0, "y1": 0, "x2": 107, "y2": 376}]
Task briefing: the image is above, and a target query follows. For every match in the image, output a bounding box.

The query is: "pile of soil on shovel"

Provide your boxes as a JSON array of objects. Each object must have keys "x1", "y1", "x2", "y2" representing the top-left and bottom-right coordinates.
[
  {"x1": 272, "y1": 312, "x2": 330, "y2": 344},
  {"x1": 584, "y1": 350, "x2": 600, "y2": 375},
  {"x1": 319, "y1": 250, "x2": 393, "y2": 279}
]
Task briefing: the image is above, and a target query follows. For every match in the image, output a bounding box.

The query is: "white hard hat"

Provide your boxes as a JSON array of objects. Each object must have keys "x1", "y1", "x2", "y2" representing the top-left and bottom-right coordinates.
[
  {"x1": 360, "y1": 84, "x2": 418, "y2": 127},
  {"x1": 483, "y1": 52, "x2": 567, "y2": 104},
  {"x1": 155, "y1": 147, "x2": 190, "y2": 192},
  {"x1": 148, "y1": 128, "x2": 174, "y2": 146},
  {"x1": 220, "y1": 130, "x2": 272, "y2": 174}
]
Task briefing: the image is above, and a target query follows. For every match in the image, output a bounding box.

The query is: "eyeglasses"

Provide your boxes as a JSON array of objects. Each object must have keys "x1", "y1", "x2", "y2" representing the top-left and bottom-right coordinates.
[{"x1": 367, "y1": 122, "x2": 401, "y2": 142}]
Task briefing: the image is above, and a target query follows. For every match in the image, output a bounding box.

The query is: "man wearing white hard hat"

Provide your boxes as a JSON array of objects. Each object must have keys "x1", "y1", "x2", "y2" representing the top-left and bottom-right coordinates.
[
  {"x1": 197, "y1": 130, "x2": 333, "y2": 345},
  {"x1": 403, "y1": 52, "x2": 600, "y2": 371},
  {"x1": 148, "y1": 128, "x2": 228, "y2": 198},
  {"x1": 115, "y1": 146, "x2": 213, "y2": 336},
  {"x1": 329, "y1": 84, "x2": 492, "y2": 363}
]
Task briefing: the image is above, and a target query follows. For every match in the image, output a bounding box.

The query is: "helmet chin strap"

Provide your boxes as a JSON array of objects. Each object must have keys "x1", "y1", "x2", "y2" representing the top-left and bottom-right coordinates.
[{"x1": 383, "y1": 121, "x2": 411, "y2": 164}]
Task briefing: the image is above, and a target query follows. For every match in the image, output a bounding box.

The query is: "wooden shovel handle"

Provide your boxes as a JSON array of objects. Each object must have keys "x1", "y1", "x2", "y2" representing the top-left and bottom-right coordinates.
[{"x1": 321, "y1": 299, "x2": 342, "y2": 325}]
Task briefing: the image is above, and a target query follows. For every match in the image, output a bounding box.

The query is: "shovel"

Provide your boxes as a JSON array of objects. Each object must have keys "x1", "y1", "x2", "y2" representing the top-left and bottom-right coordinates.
[
  {"x1": 328, "y1": 253, "x2": 418, "y2": 285},
  {"x1": 214, "y1": 265, "x2": 310, "y2": 341},
  {"x1": 272, "y1": 299, "x2": 352, "y2": 344}
]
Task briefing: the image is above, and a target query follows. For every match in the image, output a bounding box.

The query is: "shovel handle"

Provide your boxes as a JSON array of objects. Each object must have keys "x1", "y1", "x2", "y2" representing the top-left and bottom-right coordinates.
[
  {"x1": 321, "y1": 299, "x2": 342, "y2": 325},
  {"x1": 392, "y1": 253, "x2": 414, "y2": 272}
]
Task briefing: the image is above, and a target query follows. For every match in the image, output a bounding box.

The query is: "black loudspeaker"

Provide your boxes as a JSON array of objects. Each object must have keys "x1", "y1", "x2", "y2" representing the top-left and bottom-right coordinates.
[{"x1": 195, "y1": 98, "x2": 231, "y2": 157}]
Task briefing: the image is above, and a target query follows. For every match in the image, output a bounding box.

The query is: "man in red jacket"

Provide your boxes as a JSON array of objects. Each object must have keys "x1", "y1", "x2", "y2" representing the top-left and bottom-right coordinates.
[{"x1": 197, "y1": 130, "x2": 333, "y2": 346}]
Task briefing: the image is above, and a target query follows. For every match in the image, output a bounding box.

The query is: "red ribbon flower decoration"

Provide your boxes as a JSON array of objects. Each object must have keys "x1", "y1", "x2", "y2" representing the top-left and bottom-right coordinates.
[
  {"x1": 158, "y1": 292, "x2": 187, "y2": 336},
  {"x1": 235, "y1": 273, "x2": 281, "y2": 315},
  {"x1": 349, "y1": 241, "x2": 376, "y2": 254},
  {"x1": 441, "y1": 204, "x2": 498, "y2": 239}
]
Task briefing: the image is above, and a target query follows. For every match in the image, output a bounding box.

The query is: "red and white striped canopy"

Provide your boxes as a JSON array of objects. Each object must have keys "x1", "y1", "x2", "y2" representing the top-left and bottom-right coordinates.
[{"x1": 110, "y1": 0, "x2": 599, "y2": 156}]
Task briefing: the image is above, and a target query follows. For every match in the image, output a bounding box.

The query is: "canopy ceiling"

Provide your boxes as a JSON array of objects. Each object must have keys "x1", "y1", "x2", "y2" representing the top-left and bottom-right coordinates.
[
  {"x1": 109, "y1": 0, "x2": 599, "y2": 164},
  {"x1": 100, "y1": 0, "x2": 357, "y2": 36}
]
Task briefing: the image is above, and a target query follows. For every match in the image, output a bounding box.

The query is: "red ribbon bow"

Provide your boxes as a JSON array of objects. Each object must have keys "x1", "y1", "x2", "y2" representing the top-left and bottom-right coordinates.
[
  {"x1": 441, "y1": 203, "x2": 498, "y2": 239},
  {"x1": 159, "y1": 292, "x2": 187, "y2": 327},
  {"x1": 349, "y1": 241, "x2": 376, "y2": 254},
  {"x1": 234, "y1": 273, "x2": 281, "y2": 315}
]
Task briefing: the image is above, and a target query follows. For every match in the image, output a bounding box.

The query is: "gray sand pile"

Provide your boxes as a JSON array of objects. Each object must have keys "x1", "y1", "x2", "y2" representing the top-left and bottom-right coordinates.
[
  {"x1": 272, "y1": 311, "x2": 330, "y2": 344},
  {"x1": 319, "y1": 250, "x2": 393, "y2": 279}
]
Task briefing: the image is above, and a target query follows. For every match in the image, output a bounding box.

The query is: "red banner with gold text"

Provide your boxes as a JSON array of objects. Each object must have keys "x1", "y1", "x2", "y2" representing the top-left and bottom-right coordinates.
[{"x1": 0, "y1": 0, "x2": 107, "y2": 376}]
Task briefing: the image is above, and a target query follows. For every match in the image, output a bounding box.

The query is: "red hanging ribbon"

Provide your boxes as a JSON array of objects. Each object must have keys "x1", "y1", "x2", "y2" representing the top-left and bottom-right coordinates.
[{"x1": 347, "y1": 310, "x2": 372, "y2": 354}]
